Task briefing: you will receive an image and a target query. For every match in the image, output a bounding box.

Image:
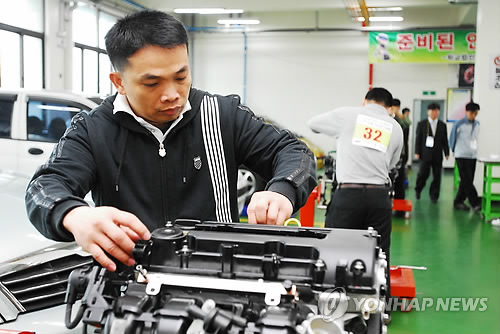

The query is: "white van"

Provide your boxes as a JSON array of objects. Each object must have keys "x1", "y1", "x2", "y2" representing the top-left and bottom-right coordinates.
[{"x1": 0, "y1": 89, "x2": 98, "y2": 177}]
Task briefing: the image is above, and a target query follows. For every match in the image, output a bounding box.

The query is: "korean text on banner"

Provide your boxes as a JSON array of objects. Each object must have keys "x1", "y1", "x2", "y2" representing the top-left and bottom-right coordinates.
[{"x1": 369, "y1": 30, "x2": 476, "y2": 64}]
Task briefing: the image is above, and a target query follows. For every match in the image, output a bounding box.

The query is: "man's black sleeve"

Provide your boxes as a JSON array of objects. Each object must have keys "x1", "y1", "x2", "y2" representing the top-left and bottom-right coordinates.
[
  {"x1": 25, "y1": 112, "x2": 96, "y2": 241},
  {"x1": 442, "y1": 123, "x2": 450, "y2": 156},
  {"x1": 415, "y1": 121, "x2": 423, "y2": 156},
  {"x1": 230, "y1": 101, "x2": 317, "y2": 212}
]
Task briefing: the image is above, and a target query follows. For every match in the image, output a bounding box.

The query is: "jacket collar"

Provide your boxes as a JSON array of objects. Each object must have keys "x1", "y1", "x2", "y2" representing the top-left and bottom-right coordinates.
[
  {"x1": 112, "y1": 94, "x2": 191, "y2": 142},
  {"x1": 98, "y1": 88, "x2": 205, "y2": 134},
  {"x1": 427, "y1": 117, "x2": 438, "y2": 125}
]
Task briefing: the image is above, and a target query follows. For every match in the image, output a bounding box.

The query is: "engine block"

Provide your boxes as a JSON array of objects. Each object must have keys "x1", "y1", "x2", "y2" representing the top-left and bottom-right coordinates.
[{"x1": 65, "y1": 220, "x2": 388, "y2": 334}]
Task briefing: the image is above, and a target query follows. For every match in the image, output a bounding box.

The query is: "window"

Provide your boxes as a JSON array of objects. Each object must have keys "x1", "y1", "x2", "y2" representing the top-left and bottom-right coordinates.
[
  {"x1": 73, "y1": 3, "x2": 98, "y2": 46},
  {"x1": 99, "y1": 53, "x2": 113, "y2": 96},
  {"x1": 99, "y1": 12, "x2": 116, "y2": 49},
  {"x1": 0, "y1": 0, "x2": 44, "y2": 33},
  {"x1": 0, "y1": 95, "x2": 16, "y2": 138},
  {"x1": 0, "y1": 30, "x2": 21, "y2": 88},
  {"x1": 0, "y1": 0, "x2": 44, "y2": 88},
  {"x1": 73, "y1": 47, "x2": 83, "y2": 92},
  {"x1": 72, "y1": 3, "x2": 117, "y2": 95},
  {"x1": 83, "y1": 49, "x2": 98, "y2": 94},
  {"x1": 27, "y1": 99, "x2": 91, "y2": 142},
  {"x1": 0, "y1": 29, "x2": 43, "y2": 89},
  {"x1": 23, "y1": 35, "x2": 43, "y2": 89}
]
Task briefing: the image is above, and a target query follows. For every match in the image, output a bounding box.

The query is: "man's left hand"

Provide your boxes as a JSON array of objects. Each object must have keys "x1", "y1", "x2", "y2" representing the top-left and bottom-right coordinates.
[{"x1": 247, "y1": 191, "x2": 293, "y2": 225}]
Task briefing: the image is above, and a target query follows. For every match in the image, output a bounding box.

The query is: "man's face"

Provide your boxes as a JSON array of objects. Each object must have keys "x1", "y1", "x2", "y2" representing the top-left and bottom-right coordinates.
[
  {"x1": 466, "y1": 110, "x2": 478, "y2": 121},
  {"x1": 110, "y1": 44, "x2": 192, "y2": 128},
  {"x1": 392, "y1": 106, "x2": 401, "y2": 116},
  {"x1": 427, "y1": 108, "x2": 440, "y2": 120}
]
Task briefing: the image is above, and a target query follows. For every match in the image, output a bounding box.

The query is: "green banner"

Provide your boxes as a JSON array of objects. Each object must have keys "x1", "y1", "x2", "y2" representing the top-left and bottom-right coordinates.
[{"x1": 368, "y1": 30, "x2": 476, "y2": 63}]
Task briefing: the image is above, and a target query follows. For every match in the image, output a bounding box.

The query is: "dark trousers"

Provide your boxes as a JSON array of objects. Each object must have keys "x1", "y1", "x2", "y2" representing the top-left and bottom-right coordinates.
[
  {"x1": 326, "y1": 187, "x2": 392, "y2": 306},
  {"x1": 415, "y1": 159, "x2": 442, "y2": 200},
  {"x1": 455, "y1": 158, "x2": 480, "y2": 207},
  {"x1": 394, "y1": 156, "x2": 407, "y2": 200}
]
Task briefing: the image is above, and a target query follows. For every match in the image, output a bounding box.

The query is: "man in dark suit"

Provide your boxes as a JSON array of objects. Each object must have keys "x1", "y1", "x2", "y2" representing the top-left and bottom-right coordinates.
[{"x1": 415, "y1": 103, "x2": 449, "y2": 203}]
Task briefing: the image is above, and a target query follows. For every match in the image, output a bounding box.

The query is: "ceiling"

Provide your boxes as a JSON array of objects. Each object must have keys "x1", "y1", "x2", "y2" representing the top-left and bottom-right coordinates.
[
  {"x1": 134, "y1": 0, "x2": 470, "y2": 13},
  {"x1": 100, "y1": 0, "x2": 478, "y2": 30}
]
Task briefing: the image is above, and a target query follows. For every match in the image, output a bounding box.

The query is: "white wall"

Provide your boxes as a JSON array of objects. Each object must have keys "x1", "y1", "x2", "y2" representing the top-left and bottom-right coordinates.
[
  {"x1": 374, "y1": 62, "x2": 460, "y2": 168},
  {"x1": 247, "y1": 31, "x2": 368, "y2": 149},
  {"x1": 472, "y1": 0, "x2": 500, "y2": 196},
  {"x1": 44, "y1": 0, "x2": 73, "y2": 90},
  {"x1": 192, "y1": 31, "x2": 368, "y2": 153},
  {"x1": 192, "y1": 33, "x2": 245, "y2": 98},
  {"x1": 191, "y1": 29, "x2": 460, "y2": 158}
]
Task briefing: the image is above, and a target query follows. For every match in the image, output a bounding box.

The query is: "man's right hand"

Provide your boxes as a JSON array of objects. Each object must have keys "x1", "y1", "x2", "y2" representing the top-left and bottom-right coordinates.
[
  {"x1": 62, "y1": 206, "x2": 151, "y2": 271},
  {"x1": 415, "y1": 154, "x2": 420, "y2": 160}
]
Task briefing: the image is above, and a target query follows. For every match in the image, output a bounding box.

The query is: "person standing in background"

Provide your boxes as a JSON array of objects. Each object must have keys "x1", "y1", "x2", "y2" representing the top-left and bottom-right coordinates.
[
  {"x1": 402, "y1": 108, "x2": 411, "y2": 123},
  {"x1": 308, "y1": 88, "x2": 403, "y2": 323},
  {"x1": 449, "y1": 102, "x2": 481, "y2": 211},
  {"x1": 414, "y1": 103, "x2": 449, "y2": 203},
  {"x1": 401, "y1": 107, "x2": 412, "y2": 159},
  {"x1": 392, "y1": 100, "x2": 411, "y2": 202}
]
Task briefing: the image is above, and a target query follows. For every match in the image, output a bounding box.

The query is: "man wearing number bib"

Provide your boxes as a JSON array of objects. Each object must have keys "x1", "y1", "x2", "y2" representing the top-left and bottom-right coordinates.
[
  {"x1": 414, "y1": 103, "x2": 450, "y2": 203},
  {"x1": 308, "y1": 88, "x2": 403, "y2": 316}
]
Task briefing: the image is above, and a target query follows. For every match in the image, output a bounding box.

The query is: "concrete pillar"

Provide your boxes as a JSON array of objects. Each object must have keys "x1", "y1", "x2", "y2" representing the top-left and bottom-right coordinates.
[
  {"x1": 44, "y1": 0, "x2": 74, "y2": 90},
  {"x1": 473, "y1": 0, "x2": 500, "y2": 195}
]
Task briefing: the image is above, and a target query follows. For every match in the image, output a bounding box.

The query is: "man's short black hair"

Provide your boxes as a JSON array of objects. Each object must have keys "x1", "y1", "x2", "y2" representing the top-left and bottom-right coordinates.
[
  {"x1": 392, "y1": 98, "x2": 401, "y2": 107},
  {"x1": 427, "y1": 103, "x2": 440, "y2": 111},
  {"x1": 105, "y1": 10, "x2": 188, "y2": 72},
  {"x1": 465, "y1": 102, "x2": 480, "y2": 112},
  {"x1": 365, "y1": 87, "x2": 393, "y2": 107},
  {"x1": 402, "y1": 107, "x2": 410, "y2": 113}
]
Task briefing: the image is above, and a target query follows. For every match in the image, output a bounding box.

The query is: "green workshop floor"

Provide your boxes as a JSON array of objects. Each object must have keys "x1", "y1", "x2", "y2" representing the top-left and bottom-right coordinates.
[{"x1": 242, "y1": 167, "x2": 500, "y2": 333}]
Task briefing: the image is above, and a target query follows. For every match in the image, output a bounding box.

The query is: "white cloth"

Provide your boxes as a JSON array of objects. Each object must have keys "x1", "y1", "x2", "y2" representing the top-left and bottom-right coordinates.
[
  {"x1": 428, "y1": 116, "x2": 438, "y2": 136},
  {"x1": 308, "y1": 103, "x2": 403, "y2": 185}
]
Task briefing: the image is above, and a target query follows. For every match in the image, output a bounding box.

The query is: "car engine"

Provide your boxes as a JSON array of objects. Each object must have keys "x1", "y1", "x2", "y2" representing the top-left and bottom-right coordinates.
[{"x1": 65, "y1": 220, "x2": 388, "y2": 334}]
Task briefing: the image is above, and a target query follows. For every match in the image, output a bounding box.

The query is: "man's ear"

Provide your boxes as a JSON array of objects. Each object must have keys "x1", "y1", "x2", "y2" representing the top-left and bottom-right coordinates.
[{"x1": 110, "y1": 72, "x2": 126, "y2": 95}]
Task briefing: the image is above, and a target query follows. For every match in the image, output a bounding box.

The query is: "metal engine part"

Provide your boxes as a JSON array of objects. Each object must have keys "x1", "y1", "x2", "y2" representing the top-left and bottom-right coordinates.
[{"x1": 65, "y1": 220, "x2": 388, "y2": 334}]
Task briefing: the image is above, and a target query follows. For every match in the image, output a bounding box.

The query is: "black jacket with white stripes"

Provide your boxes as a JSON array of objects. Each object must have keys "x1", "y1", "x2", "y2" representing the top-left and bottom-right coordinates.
[{"x1": 25, "y1": 88, "x2": 317, "y2": 241}]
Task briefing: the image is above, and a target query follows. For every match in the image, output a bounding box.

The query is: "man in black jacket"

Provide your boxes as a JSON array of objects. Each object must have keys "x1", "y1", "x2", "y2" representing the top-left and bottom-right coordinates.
[
  {"x1": 25, "y1": 10, "x2": 317, "y2": 272},
  {"x1": 414, "y1": 103, "x2": 449, "y2": 202}
]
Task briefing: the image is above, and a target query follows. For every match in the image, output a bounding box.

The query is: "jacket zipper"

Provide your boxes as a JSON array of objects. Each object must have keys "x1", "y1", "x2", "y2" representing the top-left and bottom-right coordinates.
[
  {"x1": 159, "y1": 143, "x2": 166, "y2": 157},
  {"x1": 159, "y1": 145, "x2": 169, "y2": 225},
  {"x1": 152, "y1": 135, "x2": 169, "y2": 225}
]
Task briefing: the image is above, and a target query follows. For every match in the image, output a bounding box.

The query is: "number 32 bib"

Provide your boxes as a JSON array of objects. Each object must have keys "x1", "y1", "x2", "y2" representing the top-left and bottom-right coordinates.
[{"x1": 352, "y1": 114, "x2": 393, "y2": 153}]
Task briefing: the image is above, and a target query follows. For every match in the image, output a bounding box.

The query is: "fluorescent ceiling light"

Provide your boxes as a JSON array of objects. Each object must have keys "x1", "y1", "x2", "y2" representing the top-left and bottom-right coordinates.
[
  {"x1": 368, "y1": 7, "x2": 403, "y2": 12},
  {"x1": 174, "y1": 8, "x2": 244, "y2": 14},
  {"x1": 369, "y1": 16, "x2": 404, "y2": 22},
  {"x1": 217, "y1": 19, "x2": 260, "y2": 25}
]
